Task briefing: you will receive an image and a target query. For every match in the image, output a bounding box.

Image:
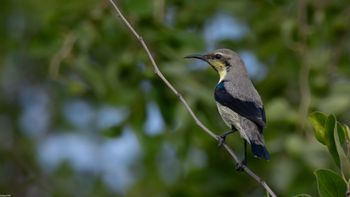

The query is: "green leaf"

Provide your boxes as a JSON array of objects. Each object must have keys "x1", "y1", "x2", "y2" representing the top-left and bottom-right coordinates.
[
  {"x1": 310, "y1": 112, "x2": 350, "y2": 171},
  {"x1": 336, "y1": 122, "x2": 346, "y2": 146},
  {"x1": 324, "y1": 115, "x2": 340, "y2": 168},
  {"x1": 309, "y1": 112, "x2": 328, "y2": 145},
  {"x1": 314, "y1": 169, "x2": 347, "y2": 197},
  {"x1": 343, "y1": 125, "x2": 350, "y2": 142},
  {"x1": 335, "y1": 122, "x2": 350, "y2": 177}
]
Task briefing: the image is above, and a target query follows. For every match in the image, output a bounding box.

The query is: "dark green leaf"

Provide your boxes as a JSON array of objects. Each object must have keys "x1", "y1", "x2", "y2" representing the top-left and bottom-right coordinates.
[
  {"x1": 325, "y1": 115, "x2": 340, "y2": 168},
  {"x1": 335, "y1": 122, "x2": 350, "y2": 177},
  {"x1": 314, "y1": 169, "x2": 347, "y2": 197},
  {"x1": 337, "y1": 122, "x2": 346, "y2": 146}
]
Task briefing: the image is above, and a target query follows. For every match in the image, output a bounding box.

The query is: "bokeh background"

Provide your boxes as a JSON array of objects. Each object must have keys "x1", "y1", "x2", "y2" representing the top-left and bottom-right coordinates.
[{"x1": 1, "y1": 0, "x2": 350, "y2": 196}]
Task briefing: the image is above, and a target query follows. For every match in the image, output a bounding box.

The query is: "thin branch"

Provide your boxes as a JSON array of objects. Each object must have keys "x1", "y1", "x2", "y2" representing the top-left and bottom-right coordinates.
[
  {"x1": 108, "y1": 1, "x2": 277, "y2": 196},
  {"x1": 49, "y1": 32, "x2": 76, "y2": 79}
]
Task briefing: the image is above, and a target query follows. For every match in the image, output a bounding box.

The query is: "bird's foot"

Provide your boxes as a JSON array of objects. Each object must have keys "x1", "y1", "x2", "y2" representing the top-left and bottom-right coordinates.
[
  {"x1": 217, "y1": 130, "x2": 235, "y2": 147},
  {"x1": 235, "y1": 159, "x2": 247, "y2": 172},
  {"x1": 217, "y1": 135, "x2": 226, "y2": 147}
]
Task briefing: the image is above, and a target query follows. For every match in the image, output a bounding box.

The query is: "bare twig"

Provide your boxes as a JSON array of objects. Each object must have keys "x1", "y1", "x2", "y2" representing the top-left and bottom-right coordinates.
[
  {"x1": 108, "y1": 1, "x2": 277, "y2": 196},
  {"x1": 49, "y1": 32, "x2": 76, "y2": 79}
]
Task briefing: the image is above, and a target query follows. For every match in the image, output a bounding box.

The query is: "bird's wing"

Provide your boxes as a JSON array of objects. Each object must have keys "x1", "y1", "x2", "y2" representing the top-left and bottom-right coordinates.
[{"x1": 214, "y1": 82, "x2": 266, "y2": 132}]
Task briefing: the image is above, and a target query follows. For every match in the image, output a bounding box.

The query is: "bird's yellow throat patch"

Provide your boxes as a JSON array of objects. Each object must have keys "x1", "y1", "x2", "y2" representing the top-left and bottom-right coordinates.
[{"x1": 209, "y1": 60, "x2": 227, "y2": 82}]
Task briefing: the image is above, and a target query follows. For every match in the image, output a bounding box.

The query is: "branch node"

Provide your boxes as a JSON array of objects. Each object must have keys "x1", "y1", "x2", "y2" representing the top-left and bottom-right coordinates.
[
  {"x1": 176, "y1": 92, "x2": 182, "y2": 98},
  {"x1": 137, "y1": 36, "x2": 144, "y2": 42},
  {"x1": 260, "y1": 179, "x2": 266, "y2": 185}
]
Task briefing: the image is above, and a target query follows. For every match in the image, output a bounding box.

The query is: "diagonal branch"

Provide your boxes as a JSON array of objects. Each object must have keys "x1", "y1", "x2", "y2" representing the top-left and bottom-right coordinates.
[{"x1": 108, "y1": 1, "x2": 277, "y2": 196}]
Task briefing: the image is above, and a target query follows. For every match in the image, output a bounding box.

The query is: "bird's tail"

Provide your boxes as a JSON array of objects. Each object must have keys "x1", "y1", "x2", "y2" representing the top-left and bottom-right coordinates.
[{"x1": 251, "y1": 143, "x2": 270, "y2": 160}]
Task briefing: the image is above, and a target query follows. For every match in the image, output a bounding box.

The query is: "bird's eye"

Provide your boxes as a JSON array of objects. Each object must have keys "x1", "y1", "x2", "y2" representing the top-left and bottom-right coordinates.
[{"x1": 215, "y1": 53, "x2": 222, "y2": 59}]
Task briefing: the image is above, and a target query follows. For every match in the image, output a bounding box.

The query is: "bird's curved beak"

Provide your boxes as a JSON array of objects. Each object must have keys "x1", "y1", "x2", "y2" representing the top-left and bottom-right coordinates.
[
  {"x1": 185, "y1": 53, "x2": 218, "y2": 72},
  {"x1": 184, "y1": 54, "x2": 207, "y2": 61}
]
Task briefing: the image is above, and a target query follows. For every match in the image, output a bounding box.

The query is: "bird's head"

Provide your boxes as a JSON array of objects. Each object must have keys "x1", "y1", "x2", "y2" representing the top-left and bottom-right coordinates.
[{"x1": 185, "y1": 48, "x2": 241, "y2": 81}]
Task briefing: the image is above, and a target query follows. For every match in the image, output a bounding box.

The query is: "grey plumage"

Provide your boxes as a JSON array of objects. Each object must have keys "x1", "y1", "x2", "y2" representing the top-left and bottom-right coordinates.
[
  {"x1": 185, "y1": 48, "x2": 270, "y2": 165},
  {"x1": 216, "y1": 50, "x2": 265, "y2": 144}
]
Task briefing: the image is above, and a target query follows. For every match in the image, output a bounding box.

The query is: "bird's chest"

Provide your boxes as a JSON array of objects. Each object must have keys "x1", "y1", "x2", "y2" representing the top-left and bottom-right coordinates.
[{"x1": 216, "y1": 102, "x2": 240, "y2": 128}]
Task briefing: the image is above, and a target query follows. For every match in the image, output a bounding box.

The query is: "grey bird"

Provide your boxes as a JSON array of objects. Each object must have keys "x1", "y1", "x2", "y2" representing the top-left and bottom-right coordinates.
[{"x1": 185, "y1": 48, "x2": 270, "y2": 170}]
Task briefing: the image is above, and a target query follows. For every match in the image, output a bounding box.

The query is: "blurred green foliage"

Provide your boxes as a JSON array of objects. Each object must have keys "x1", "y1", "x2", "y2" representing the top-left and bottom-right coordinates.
[{"x1": 1, "y1": 0, "x2": 350, "y2": 196}]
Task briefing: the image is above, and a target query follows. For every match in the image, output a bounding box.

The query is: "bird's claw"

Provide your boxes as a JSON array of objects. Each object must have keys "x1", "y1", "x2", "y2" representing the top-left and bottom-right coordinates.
[
  {"x1": 235, "y1": 160, "x2": 247, "y2": 172},
  {"x1": 217, "y1": 135, "x2": 226, "y2": 147},
  {"x1": 235, "y1": 163, "x2": 245, "y2": 172},
  {"x1": 217, "y1": 131, "x2": 235, "y2": 147}
]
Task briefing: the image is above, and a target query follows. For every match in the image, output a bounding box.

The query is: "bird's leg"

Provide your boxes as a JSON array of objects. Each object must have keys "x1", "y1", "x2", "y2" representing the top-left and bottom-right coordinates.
[
  {"x1": 217, "y1": 131, "x2": 235, "y2": 146},
  {"x1": 235, "y1": 140, "x2": 248, "y2": 172},
  {"x1": 217, "y1": 126, "x2": 237, "y2": 146}
]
